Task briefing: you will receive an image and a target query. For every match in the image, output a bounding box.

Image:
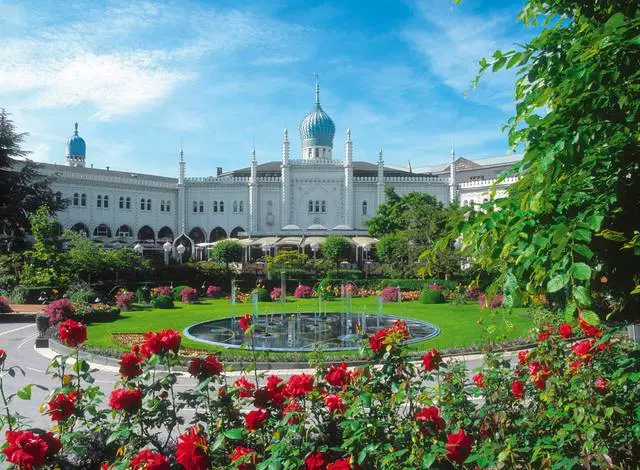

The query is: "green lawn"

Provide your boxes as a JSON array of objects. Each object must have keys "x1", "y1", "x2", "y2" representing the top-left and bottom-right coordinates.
[{"x1": 85, "y1": 297, "x2": 533, "y2": 359}]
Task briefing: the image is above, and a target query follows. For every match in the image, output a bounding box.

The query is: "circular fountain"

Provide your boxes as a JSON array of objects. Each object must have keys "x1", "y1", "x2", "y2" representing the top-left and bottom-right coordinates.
[{"x1": 184, "y1": 313, "x2": 440, "y2": 352}]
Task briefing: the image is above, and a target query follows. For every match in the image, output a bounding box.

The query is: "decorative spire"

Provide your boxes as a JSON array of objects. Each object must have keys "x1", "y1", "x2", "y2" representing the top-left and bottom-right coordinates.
[
  {"x1": 283, "y1": 128, "x2": 288, "y2": 142},
  {"x1": 346, "y1": 128, "x2": 351, "y2": 142},
  {"x1": 379, "y1": 148, "x2": 384, "y2": 161},
  {"x1": 451, "y1": 146, "x2": 456, "y2": 161},
  {"x1": 315, "y1": 73, "x2": 320, "y2": 107},
  {"x1": 74, "y1": 122, "x2": 79, "y2": 136},
  {"x1": 179, "y1": 142, "x2": 184, "y2": 162}
]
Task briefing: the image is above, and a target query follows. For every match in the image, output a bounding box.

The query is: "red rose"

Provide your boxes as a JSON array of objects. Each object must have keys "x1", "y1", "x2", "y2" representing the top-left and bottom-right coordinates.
[
  {"x1": 305, "y1": 452, "x2": 327, "y2": 470},
  {"x1": 58, "y1": 319, "x2": 87, "y2": 347},
  {"x1": 422, "y1": 349, "x2": 442, "y2": 372},
  {"x1": 415, "y1": 405, "x2": 446, "y2": 434},
  {"x1": 472, "y1": 372, "x2": 485, "y2": 388},
  {"x1": 119, "y1": 352, "x2": 143, "y2": 380},
  {"x1": 517, "y1": 350, "x2": 529, "y2": 365},
  {"x1": 578, "y1": 314, "x2": 602, "y2": 337},
  {"x1": 0, "y1": 348, "x2": 6, "y2": 364},
  {"x1": 244, "y1": 409, "x2": 268, "y2": 431},
  {"x1": 140, "y1": 330, "x2": 181, "y2": 357},
  {"x1": 368, "y1": 329, "x2": 386, "y2": 352},
  {"x1": 325, "y1": 362, "x2": 351, "y2": 387},
  {"x1": 282, "y1": 399, "x2": 303, "y2": 424},
  {"x1": 108, "y1": 388, "x2": 142, "y2": 413},
  {"x1": 529, "y1": 362, "x2": 551, "y2": 389},
  {"x1": 47, "y1": 391, "x2": 79, "y2": 421},
  {"x1": 538, "y1": 331, "x2": 550, "y2": 341},
  {"x1": 176, "y1": 427, "x2": 210, "y2": 470},
  {"x1": 445, "y1": 428, "x2": 472, "y2": 463},
  {"x1": 230, "y1": 446, "x2": 257, "y2": 470},
  {"x1": 3, "y1": 430, "x2": 61, "y2": 469},
  {"x1": 188, "y1": 355, "x2": 224, "y2": 380},
  {"x1": 327, "y1": 459, "x2": 353, "y2": 470},
  {"x1": 595, "y1": 378, "x2": 608, "y2": 392},
  {"x1": 239, "y1": 313, "x2": 252, "y2": 332},
  {"x1": 234, "y1": 376, "x2": 256, "y2": 398},
  {"x1": 284, "y1": 373, "x2": 314, "y2": 398},
  {"x1": 569, "y1": 360, "x2": 583, "y2": 372},
  {"x1": 325, "y1": 393, "x2": 346, "y2": 414},
  {"x1": 572, "y1": 339, "x2": 594, "y2": 360},
  {"x1": 558, "y1": 323, "x2": 573, "y2": 339},
  {"x1": 130, "y1": 449, "x2": 170, "y2": 470},
  {"x1": 254, "y1": 375, "x2": 284, "y2": 408},
  {"x1": 511, "y1": 380, "x2": 525, "y2": 398}
]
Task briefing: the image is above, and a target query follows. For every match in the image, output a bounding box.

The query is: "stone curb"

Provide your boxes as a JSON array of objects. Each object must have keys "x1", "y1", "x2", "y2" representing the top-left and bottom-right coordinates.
[{"x1": 0, "y1": 313, "x2": 38, "y2": 322}]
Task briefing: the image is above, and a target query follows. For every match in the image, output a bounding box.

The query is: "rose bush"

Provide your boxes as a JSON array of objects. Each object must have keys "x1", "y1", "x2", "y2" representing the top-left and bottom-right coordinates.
[
  {"x1": 294, "y1": 284, "x2": 313, "y2": 299},
  {"x1": 0, "y1": 313, "x2": 637, "y2": 469},
  {"x1": 180, "y1": 287, "x2": 198, "y2": 304},
  {"x1": 43, "y1": 299, "x2": 76, "y2": 325},
  {"x1": 115, "y1": 291, "x2": 135, "y2": 311}
]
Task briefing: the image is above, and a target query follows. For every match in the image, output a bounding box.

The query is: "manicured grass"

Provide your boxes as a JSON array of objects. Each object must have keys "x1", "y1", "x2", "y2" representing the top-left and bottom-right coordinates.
[{"x1": 85, "y1": 297, "x2": 533, "y2": 357}]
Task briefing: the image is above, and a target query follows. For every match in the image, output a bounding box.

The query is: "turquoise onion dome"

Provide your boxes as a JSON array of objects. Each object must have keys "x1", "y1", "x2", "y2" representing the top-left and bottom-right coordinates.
[
  {"x1": 65, "y1": 122, "x2": 86, "y2": 158},
  {"x1": 300, "y1": 80, "x2": 335, "y2": 148}
]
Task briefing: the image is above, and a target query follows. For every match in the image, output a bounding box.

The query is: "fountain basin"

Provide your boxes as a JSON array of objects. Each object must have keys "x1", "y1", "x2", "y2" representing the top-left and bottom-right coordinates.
[{"x1": 183, "y1": 312, "x2": 440, "y2": 352}]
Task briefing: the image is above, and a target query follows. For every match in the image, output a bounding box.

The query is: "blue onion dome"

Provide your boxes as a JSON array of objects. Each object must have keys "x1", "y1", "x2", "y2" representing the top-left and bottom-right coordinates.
[
  {"x1": 300, "y1": 81, "x2": 335, "y2": 148},
  {"x1": 65, "y1": 122, "x2": 86, "y2": 158}
]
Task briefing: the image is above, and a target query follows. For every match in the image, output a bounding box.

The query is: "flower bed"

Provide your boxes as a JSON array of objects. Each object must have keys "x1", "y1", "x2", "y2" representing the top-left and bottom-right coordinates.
[{"x1": 1, "y1": 312, "x2": 635, "y2": 469}]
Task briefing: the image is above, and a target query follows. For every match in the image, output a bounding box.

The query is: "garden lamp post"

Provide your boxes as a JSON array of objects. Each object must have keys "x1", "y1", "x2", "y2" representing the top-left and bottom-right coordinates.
[
  {"x1": 163, "y1": 241, "x2": 172, "y2": 265},
  {"x1": 176, "y1": 243, "x2": 186, "y2": 264},
  {"x1": 133, "y1": 243, "x2": 144, "y2": 256},
  {"x1": 311, "y1": 242, "x2": 320, "y2": 261}
]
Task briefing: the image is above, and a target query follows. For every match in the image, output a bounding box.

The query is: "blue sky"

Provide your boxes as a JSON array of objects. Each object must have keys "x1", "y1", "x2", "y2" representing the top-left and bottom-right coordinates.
[{"x1": 0, "y1": 0, "x2": 531, "y2": 177}]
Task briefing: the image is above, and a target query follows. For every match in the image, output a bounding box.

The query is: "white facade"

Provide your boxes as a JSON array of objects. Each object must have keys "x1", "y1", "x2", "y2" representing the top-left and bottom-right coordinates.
[{"x1": 39, "y1": 87, "x2": 522, "y2": 247}]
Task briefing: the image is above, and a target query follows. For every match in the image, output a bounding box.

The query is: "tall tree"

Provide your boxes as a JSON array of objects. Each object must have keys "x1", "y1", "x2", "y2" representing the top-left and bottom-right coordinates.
[
  {"x1": 0, "y1": 109, "x2": 66, "y2": 250},
  {"x1": 432, "y1": 0, "x2": 639, "y2": 321},
  {"x1": 321, "y1": 236, "x2": 352, "y2": 273}
]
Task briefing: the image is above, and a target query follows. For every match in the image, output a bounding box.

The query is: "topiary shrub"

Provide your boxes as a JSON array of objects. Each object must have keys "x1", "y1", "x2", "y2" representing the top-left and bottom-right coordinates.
[
  {"x1": 172, "y1": 285, "x2": 190, "y2": 301},
  {"x1": 250, "y1": 288, "x2": 270, "y2": 302},
  {"x1": 419, "y1": 288, "x2": 446, "y2": 304},
  {"x1": 152, "y1": 295, "x2": 174, "y2": 309},
  {"x1": 0, "y1": 296, "x2": 12, "y2": 313}
]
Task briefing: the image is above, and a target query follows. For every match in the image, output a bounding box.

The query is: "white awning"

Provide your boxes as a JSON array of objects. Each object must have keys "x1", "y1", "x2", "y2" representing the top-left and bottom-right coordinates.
[
  {"x1": 251, "y1": 236, "x2": 281, "y2": 247},
  {"x1": 352, "y1": 236, "x2": 377, "y2": 248},
  {"x1": 307, "y1": 224, "x2": 327, "y2": 230},
  {"x1": 275, "y1": 236, "x2": 303, "y2": 247},
  {"x1": 301, "y1": 236, "x2": 326, "y2": 247}
]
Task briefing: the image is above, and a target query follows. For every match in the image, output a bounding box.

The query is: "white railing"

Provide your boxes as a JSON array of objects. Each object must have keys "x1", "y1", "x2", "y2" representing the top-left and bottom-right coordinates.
[
  {"x1": 47, "y1": 169, "x2": 176, "y2": 189},
  {"x1": 458, "y1": 176, "x2": 519, "y2": 189},
  {"x1": 186, "y1": 176, "x2": 250, "y2": 184},
  {"x1": 385, "y1": 176, "x2": 445, "y2": 183},
  {"x1": 289, "y1": 159, "x2": 344, "y2": 167}
]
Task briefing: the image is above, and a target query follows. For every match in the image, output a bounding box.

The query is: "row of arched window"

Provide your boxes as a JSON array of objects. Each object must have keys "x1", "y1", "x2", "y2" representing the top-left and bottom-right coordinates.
[
  {"x1": 193, "y1": 201, "x2": 244, "y2": 213},
  {"x1": 71, "y1": 193, "x2": 169, "y2": 212},
  {"x1": 160, "y1": 200, "x2": 171, "y2": 212},
  {"x1": 308, "y1": 200, "x2": 327, "y2": 213},
  {"x1": 96, "y1": 195, "x2": 109, "y2": 208},
  {"x1": 72, "y1": 193, "x2": 87, "y2": 206}
]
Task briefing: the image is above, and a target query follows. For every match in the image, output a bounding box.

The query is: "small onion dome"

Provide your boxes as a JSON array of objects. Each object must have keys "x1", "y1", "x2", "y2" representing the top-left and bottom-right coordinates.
[
  {"x1": 300, "y1": 80, "x2": 335, "y2": 148},
  {"x1": 65, "y1": 122, "x2": 86, "y2": 158}
]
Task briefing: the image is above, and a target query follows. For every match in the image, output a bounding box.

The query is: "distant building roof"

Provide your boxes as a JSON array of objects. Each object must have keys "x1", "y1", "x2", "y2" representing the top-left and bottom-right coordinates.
[
  {"x1": 222, "y1": 161, "x2": 419, "y2": 178},
  {"x1": 413, "y1": 154, "x2": 522, "y2": 174}
]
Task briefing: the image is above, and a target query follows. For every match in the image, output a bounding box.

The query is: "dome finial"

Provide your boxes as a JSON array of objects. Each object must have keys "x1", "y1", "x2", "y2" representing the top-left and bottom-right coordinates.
[
  {"x1": 74, "y1": 122, "x2": 79, "y2": 136},
  {"x1": 315, "y1": 73, "x2": 320, "y2": 107}
]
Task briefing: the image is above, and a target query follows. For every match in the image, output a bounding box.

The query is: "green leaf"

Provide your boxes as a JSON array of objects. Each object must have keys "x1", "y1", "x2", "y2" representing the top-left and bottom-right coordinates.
[
  {"x1": 17, "y1": 384, "x2": 32, "y2": 400},
  {"x1": 564, "y1": 302, "x2": 577, "y2": 322},
  {"x1": 570, "y1": 263, "x2": 592, "y2": 281},
  {"x1": 573, "y1": 229, "x2": 592, "y2": 242},
  {"x1": 224, "y1": 428, "x2": 245, "y2": 440},
  {"x1": 547, "y1": 274, "x2": 569, "y2": 293},
  {"x1": 573, "y1": 244, "x2": 594, "y2": 259},
  {"x1": 573, "y1": 286, "x2": 591, "y2": 306},
  {"x1": 579, "y1": 310, "x2": 600, "y2": 325}
]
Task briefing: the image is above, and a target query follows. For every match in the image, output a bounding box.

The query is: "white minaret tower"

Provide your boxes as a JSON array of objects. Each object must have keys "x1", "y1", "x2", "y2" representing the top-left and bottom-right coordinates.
[
  {"x1": 377, "y1": 148, "x2": 385, "y2": 206},
  {"x1": 177, "y1": 146, "x2": 186, "y2": 235},
  {"x1": 281, "y1": 129, "x2": 291, "y2": 227},
  {"x1": 343, "y1": 129, "x2": 354, "y2": 227},
  {"x1": 249, "y1": 146, "x2": 258, "y2": 233},
  {"x1": 449, "y1": 146, "x2": 457, "y2": 204}
]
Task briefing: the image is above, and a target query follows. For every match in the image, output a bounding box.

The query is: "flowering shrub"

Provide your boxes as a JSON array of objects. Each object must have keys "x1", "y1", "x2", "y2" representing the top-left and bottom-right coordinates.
[
  {"x1": 0, "y1": 296, "x2": 12, "y2": 313},
  {"x1": 0, "y1": 313, "x2": 638, "y2": 469},
  {"x1": 294, "y1": 284, "x2": 314, "y2": 298},
  {"x1": 43, "y1": 298, "x2": 76, "y2": 325},
  {"x1": 180, "y1": 287, "x2": 198, "y2": 303},
  {"x1": 115, "y1": 290, "x2": 135, "y2": 311},
  {"x1": 270, "y1": 287, "x2": 283, "y2": 301},
  {"x1": 150, "y1": 286, "x2": 172, "y2": 298},
  {"x1": 478, "y1": 293, "x2": 504, "y2": 309},
  {"x1": 205, "y1": 285, "x2": 224, "y2": 298},
  {"x1": 343, "y1": 282, "x2": 359, "y2": 297},
  {"x1": 465, "y1": 284, "x2": 482, "y2": 300},
  {"x1": 380, "y1": 286, "x2": 400, "y2": 302}
]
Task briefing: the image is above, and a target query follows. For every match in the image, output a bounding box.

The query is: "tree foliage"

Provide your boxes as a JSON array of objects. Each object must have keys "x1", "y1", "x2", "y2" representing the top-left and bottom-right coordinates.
[
  {"x1": 210, "y1": 240, "x2": 243, "y2": 267},
  {"x1": 321, "y1": 236, "x2": 352, "y2": 272},
  {"x1": 432, "y1": 0, "x2": 639, "y2": 320},
  {"x1": 0, "y1": 109, "x2": 66, "y2": 249}
]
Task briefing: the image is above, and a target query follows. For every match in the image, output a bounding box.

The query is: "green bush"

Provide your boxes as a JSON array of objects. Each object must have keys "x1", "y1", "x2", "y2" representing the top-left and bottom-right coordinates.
[
  {"x1": 250, "y1": 288, "x2": 270, "y2": 302},
  {"x1": 171, "y1": 285, "x2": 190, "y2": 301},
  {"x1": 419, "y1": 288, "x2": 446, "y2": 304},
  {"x1": 135, "y1": 286, "x2": 151, "y2": 303},
  {"x1": 152, "y1": 295, "x2": 174, "y2": 309},
  {"x1": 325, "y1": 269, "x2": 363, "y2": 281},
  {"x1": 66, "y1": 282, "x2": 97, "y2": 305}
]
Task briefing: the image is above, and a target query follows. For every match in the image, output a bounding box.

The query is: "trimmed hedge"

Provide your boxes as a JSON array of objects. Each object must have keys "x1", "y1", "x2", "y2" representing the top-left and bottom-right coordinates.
[
  {"x1": 250, "y1": 288, "x2": 271, "y2": 302},
  {"x1": 152, "y1": 295, "x2": 174, "y2": 309},
  {"x1": 171, "y1": 285, "x2": 191, "y2": 301},
  {"x1": 419, "y1": 288, "x2": 446, "y2": 304}
]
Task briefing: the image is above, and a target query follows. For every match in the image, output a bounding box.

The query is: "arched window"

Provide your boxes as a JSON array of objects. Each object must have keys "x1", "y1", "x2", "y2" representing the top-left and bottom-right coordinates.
[
  {"x1": 321, "y1": 200, "x2": 326, "y2": 213},
  {"x1": 160, "y1": 200, "x2": 165, "y2": 212},
  {"x1": 140, "y1": 198, "x2": 146, "y2": 210},
  {"x1": 73, "y1": 193, "x2": 79, "y2": 206},
  {"x1": 239, "y1": 201, "x2": 243, "y2": 213},
  {"x1": 219, "y1": 201, "x2": 224, "y2": 213},
  {"x1": 213, "y1": 201, "x2": 218, "y2": 213},
  {"x1": 81, "y1": 193, "x2": 86, "y2": 206},
  {"x1": 146, "y1": 199, "x2": 151, "y2": 211},
  {"x1": 166, "y1": 200, "x2": 170, "y2": 212},
  {"x1": 103, "y1": 195, "x2": 109, "y2": 208},
  {"x1": 362, "y1": 201, "x2": 368, "y2": 215},
  {"x1": 119, "y1": 197, "x2": 124, "y2": 209},
  {"x1": 55, "y1": 192, "x2": 62, "y2": 204},
  {"x1": 308, "y1": 200, "x2": 313, "y2": 212},
  {"x1": 193, "y1": 201, "x2": 197, "y2": 213},
  {"x1": 199, "y1": 201, "x2": 204, "y2": 213},
  {"x1": 233, "y1": 201, "x2": 237, "y2": 213},
  {"x1": 315, "y1": 200, "x2": 320, "y2": 212},
  {"x1": 97, "y1": 195, "x2": 102, "y2": 208}
]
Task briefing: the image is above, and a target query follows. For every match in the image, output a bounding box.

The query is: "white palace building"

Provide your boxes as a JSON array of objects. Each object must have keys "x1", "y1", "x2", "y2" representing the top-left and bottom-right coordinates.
[{"x1": 38, "y1": 82, "x2": 521, "y2": 259}]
